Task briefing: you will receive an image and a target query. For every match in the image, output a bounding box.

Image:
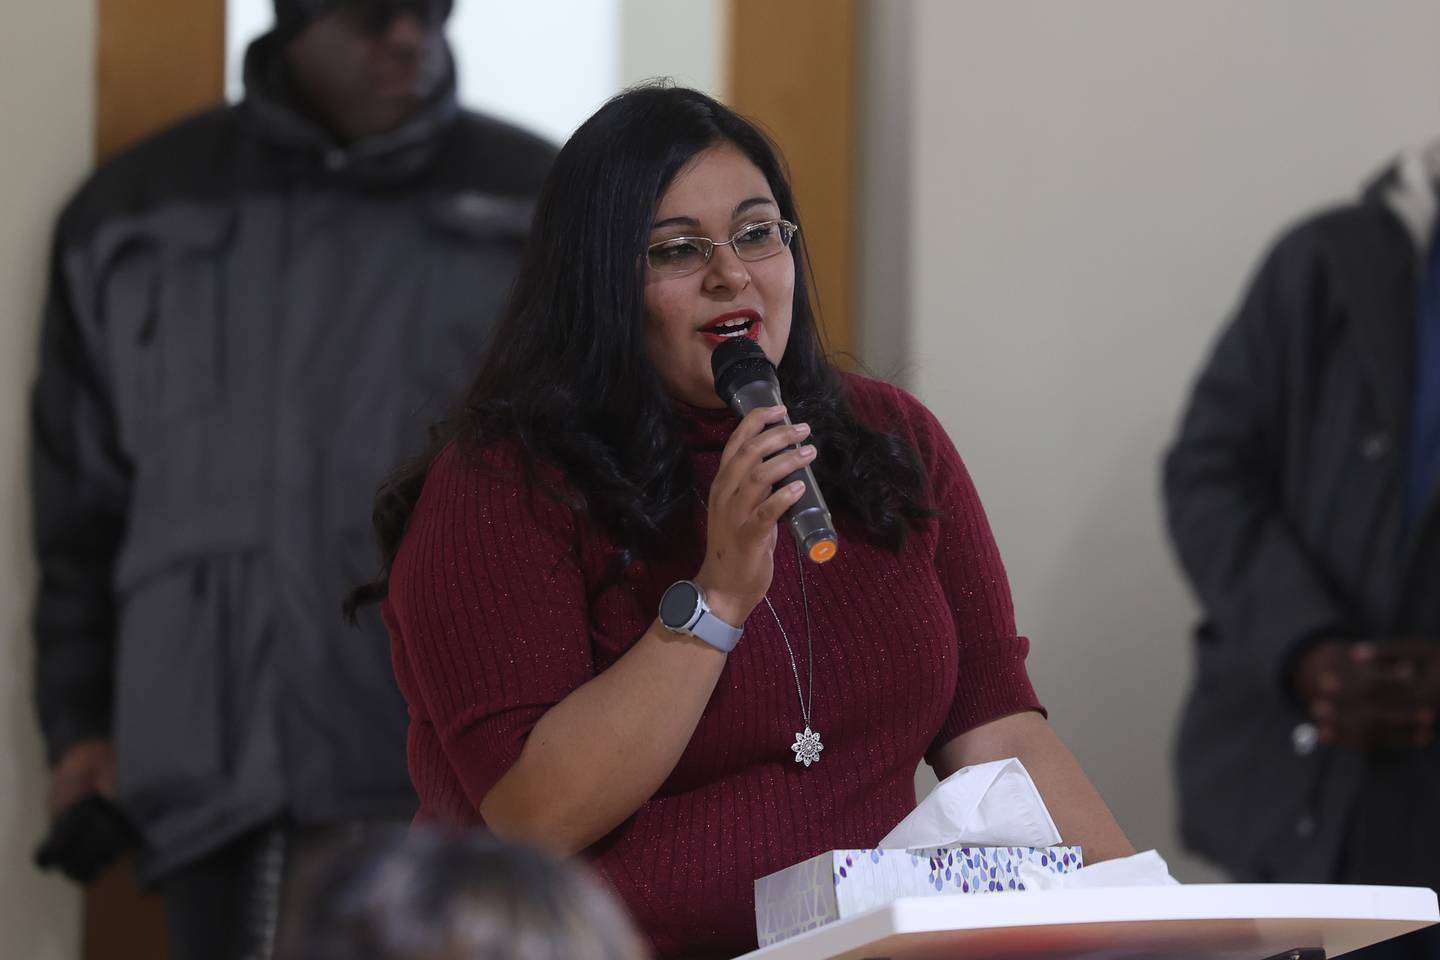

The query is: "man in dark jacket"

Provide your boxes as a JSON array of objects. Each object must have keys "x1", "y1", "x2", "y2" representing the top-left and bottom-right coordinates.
[
  {"x1": 31, "y1": 1, "x2": 554, "y2": 955},
  {"x1": 1166, "y1": 142, "x2": 1440, "y2": 960}
]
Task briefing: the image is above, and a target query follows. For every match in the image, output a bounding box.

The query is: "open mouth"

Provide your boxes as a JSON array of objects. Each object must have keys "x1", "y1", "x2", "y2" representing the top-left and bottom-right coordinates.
[{"x1": 699, "y1": 312, "x2": 762, "y2": 343}]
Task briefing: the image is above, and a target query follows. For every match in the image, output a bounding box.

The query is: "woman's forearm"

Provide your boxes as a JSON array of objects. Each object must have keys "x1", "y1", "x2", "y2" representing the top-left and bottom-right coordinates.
[
  {"x1": 932, "y1": 711, "x2": 1136, "y2": 863},
  {"x1": 479, "y1": 620, "x2": 728, "y2": 854}
]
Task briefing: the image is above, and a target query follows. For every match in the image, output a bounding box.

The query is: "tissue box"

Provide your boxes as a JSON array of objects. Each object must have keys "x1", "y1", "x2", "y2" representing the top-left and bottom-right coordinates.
[{"x1": 754, "y1": 845, "x2": 1082, "y2": 947}]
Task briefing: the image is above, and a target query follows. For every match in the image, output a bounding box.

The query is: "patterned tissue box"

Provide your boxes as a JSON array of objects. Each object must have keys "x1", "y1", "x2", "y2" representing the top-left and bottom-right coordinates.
[{"x1": 754, "y1": 845, "x2": 1083, "y2": 947}]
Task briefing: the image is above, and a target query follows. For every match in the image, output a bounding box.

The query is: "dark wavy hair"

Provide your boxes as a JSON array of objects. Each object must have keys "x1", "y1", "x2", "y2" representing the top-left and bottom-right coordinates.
[{"x1": 344, "y1": 83, "x2": 932, "y2": 618}]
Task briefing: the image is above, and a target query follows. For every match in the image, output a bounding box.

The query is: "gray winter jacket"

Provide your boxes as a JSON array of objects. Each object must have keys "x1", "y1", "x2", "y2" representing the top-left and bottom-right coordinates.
[
  {"x1": 31, "y1": 31, "x2": 555, "y2": 879},
  {"x1": 1166, "y1": 143, "x2": 1440, "y2": 888}
]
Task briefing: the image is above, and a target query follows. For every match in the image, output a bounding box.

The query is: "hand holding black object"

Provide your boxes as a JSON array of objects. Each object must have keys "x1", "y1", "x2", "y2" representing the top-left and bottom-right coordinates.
[
  {"x1": 694, "y1": 404, "x2": 814, "y2": 627},
  {"x1": 1294, "y1": 638, "x2": 1438, "y2": 750},
  {"x1": 34, "y1": 793, "x2": 139, "y2": 885},
  {"x1": 710, "y1": 337, "x2": 838, "y2": 563}
]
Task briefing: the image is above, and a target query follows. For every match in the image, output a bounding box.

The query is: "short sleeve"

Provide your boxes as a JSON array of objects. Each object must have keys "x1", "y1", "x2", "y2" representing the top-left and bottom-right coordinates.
[{"x1": 385, "y1": 442, "x2": 596, "y2": 811}]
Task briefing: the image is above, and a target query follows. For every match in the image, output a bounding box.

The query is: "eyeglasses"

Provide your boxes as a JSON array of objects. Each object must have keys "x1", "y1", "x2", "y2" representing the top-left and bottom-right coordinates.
[
  {"x1": 331, "y1": 0, "x2": 453, "y2": 34},
  {"x1": 645, "y1": 219, "x2": 798, "y2": 278}
]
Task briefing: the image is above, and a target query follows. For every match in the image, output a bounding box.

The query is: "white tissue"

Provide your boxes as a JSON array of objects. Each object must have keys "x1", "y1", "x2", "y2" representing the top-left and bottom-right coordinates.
[
  {"x1": 1016, "y1": 849, "x2": 1180, "y2": 890},
  {"x1": 879, "y1": 758, "x2": 1062, "y2": 850}
]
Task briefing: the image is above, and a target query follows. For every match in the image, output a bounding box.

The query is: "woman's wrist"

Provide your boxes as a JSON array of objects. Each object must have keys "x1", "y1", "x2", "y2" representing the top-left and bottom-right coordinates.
[{"x1": 692, "y1": 577, "x2": 753, "y2": 628}]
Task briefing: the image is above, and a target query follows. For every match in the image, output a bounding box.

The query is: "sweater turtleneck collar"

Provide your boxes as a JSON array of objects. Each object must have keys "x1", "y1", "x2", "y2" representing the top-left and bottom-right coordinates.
[{"x1": 673, "y1": 401, "x2": 739, "y2": 453}]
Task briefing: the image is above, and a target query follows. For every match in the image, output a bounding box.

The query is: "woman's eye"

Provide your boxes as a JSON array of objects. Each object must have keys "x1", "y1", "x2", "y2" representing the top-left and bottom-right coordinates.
[
  {"x1": 736, "y1": 222, "x2": 776, "y2": 245},
  {"x1": 651, "y1": 240, "x2": 703, "y2": 265}
]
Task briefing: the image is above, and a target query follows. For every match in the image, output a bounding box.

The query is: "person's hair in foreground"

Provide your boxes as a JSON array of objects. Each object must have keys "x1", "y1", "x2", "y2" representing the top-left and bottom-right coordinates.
[
  {"x1": 285, "y1": 828, "x2": 650, "y2": 960},
  {"x1": 346, "y1": 81, "x2": 931, "y2": 617}
]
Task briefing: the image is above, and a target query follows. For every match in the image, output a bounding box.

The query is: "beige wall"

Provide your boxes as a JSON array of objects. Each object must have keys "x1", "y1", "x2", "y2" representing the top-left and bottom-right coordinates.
[
  {"x1": 0, "y1": 4, "x2": 94, "y2": 957},
  {"x1": 620, "y1": 0, "x2": 728, "y2": 96},
  {"x1": 862, "y1": 0, "x2": 1440, "y2": 878}
]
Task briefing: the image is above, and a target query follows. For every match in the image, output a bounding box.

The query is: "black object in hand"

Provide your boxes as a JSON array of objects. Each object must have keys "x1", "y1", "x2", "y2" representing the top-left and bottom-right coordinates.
[
  {"x1": 34, "y1": 794, "x2": 140, "y2": 884},
  {"x1": 711, "y1": 337, "x2": 838, "y2": 563}
]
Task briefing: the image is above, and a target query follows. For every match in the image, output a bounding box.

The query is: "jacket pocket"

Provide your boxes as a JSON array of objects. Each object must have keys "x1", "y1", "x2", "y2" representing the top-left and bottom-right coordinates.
[
  {"x1": 113, "y1": 564, "x2": 225, "y2": 822},
  {"x1": 1176, "y1": 632, "x2": 1329, "y2": 878},
  {"x1": 410, "y1": 191, "x2": 531, "y2": 397},
  {"x1": 96, "y1": 205, "x2": 236, "y2": 446}
]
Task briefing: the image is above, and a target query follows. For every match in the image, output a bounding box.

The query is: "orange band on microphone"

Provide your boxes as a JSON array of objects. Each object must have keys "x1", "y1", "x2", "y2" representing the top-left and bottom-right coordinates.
[{"x1": 808, "y1": 539, "x2": 837, "y2": 563}]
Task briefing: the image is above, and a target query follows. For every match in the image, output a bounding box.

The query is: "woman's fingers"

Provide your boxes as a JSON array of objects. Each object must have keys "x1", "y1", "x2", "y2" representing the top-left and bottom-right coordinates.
[
  {"x1": 752, "y1": 480, "x2": 807, "y2": 526},
  {"x1": 731, "y1": 423, "x2": 808, "y2": 476},
  {"x1": 728, "y1": 481, "x2": 803, "y2": 556},
  {"x1": 718, "y1": 404, "x2": 788, "y2": 464},
  {"x1": 745, "y1": 443, "x2": 816, "y2": 493},
  {"x1": 694, "y1": 410, "x2": 812, "y2": 619},
  {"x1": 714, "y1": 420, "x2": 810, "y2": 504}
]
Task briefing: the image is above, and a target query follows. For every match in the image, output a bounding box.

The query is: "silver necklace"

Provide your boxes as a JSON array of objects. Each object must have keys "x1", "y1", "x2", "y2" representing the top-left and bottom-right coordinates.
[{"x1": 696, "y1": 491, "x2": 823, "y2": 767}]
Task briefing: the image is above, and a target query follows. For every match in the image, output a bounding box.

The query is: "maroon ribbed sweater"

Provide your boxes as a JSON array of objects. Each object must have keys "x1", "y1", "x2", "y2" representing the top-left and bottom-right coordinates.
[{"x1": 383, "y1": 375, "x2": 1042, "y2": 958}]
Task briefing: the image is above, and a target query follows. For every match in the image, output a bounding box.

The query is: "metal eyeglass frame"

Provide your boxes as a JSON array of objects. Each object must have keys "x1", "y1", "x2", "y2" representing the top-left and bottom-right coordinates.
[{"x1": 645, "y1": 219, "x2": 799, "y2": 278}]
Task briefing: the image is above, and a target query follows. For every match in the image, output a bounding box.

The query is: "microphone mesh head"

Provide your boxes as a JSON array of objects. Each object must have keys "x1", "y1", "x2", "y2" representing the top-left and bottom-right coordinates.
[{"x1": 711, "y1": 338, "x2": 776, "y2": 404}]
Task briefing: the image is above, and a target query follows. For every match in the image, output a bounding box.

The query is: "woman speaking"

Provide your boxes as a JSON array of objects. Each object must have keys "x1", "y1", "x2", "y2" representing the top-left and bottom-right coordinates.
[{"x1": 348, "y1": 84, "x2": 1133, "y2": 958}]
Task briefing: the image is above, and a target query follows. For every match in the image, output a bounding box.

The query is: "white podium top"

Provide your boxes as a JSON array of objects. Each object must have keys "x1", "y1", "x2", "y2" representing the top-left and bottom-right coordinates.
[{"x1": 736, "y1": 883, "x2": 1439, "y2": 960}]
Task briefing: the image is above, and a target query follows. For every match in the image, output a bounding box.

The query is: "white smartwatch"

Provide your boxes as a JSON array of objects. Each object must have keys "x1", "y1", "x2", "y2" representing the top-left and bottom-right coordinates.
[{"x1": 658, "y1": 580, "x2": 743, "y2": 652}]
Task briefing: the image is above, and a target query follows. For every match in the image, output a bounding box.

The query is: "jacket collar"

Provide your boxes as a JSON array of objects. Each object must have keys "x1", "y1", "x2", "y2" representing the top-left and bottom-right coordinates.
[
  {"x1": 1338, "y1": 144, "x2": 1439, "y2": 436},
  {"x1": 239, "y1": 30, "x2": 460, "y2": 186},
  {"x1": 1371, "y1": 138, "x2": 1440, "y2": 253}
]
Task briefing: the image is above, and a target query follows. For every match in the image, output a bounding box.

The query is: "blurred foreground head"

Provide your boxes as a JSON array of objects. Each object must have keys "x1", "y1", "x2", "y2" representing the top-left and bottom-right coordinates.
[
  {"x1": 274, "y1": 0, "x2": 454, "y2": 141},
  {"x1": 287, "y1": 828, "x2": 650, "y2": 960}
]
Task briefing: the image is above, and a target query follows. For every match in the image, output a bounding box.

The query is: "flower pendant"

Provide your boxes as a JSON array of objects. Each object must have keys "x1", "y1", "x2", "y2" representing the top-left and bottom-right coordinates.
[{"x1": 791, "y1": 726, "x2": 824, "y2": 767}]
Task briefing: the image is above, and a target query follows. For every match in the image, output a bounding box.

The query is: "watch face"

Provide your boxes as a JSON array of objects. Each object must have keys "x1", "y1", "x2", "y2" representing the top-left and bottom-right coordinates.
[{"x1": 659, "y1": 581, "x2": 701, "y2": 630}]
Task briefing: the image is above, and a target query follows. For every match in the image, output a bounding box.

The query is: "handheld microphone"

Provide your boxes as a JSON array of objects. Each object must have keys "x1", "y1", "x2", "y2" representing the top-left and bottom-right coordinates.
[{"x1": 711, "y1": 338, "x2": 838, "y2": 563}]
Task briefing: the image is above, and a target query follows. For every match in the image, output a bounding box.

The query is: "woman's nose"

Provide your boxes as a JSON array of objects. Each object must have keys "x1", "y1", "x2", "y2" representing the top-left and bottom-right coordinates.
[{"x1": 702, "y1": 243, "x2": 751, "y2": 292}]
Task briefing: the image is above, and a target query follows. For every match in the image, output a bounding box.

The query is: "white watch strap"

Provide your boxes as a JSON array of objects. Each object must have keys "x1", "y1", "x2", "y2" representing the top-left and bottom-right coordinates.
[{"x1": 690, "y1": 605, "x2": 743, "y2": 653}]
